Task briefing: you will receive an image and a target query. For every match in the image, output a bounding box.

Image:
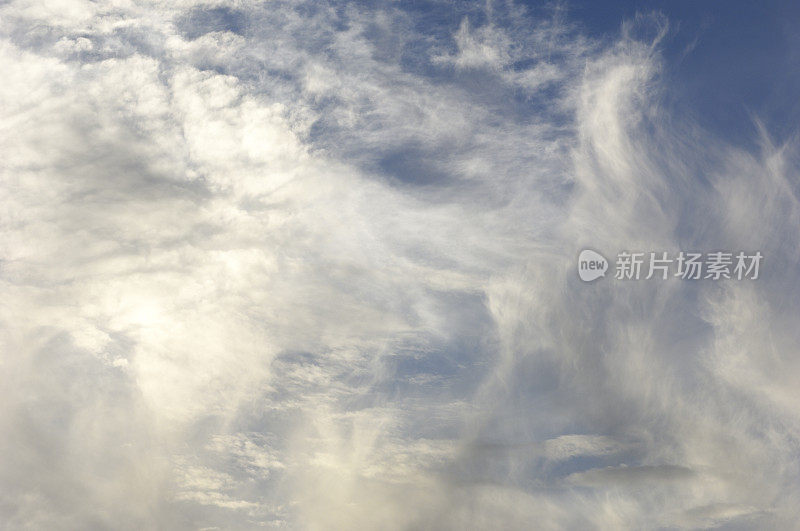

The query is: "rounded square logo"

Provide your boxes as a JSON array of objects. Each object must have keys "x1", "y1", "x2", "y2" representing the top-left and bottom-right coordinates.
[{"x1": 578, "y1": 249, "x2": 608, "y2": 282}]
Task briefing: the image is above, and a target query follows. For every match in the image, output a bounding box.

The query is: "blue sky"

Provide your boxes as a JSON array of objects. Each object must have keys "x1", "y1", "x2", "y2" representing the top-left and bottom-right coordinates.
[
  {"x1": 571, "y1": 0, "x2": 800, "y2": 147},
  {"x1": 1, "y1": 1, "x2": 800, "y2": 529}
]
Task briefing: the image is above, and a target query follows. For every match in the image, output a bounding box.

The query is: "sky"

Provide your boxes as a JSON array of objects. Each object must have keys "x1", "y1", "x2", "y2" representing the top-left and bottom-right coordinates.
[{"x1": 1, "y1": 0, "x2": 800, "y2": 529}]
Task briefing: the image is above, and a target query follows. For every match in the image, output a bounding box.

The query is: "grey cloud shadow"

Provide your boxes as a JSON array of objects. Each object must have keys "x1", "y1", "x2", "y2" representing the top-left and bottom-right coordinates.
[{"x1": 177, "y1": 6, "x2": 248, "y2": 40}]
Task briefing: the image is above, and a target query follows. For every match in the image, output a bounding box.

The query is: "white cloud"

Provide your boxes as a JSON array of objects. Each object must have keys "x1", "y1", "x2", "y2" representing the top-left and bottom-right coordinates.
[
  {"x1": 433, "y1": 17, "x2": 511, "y2": 70},
  {"x1": 1, "y1": 0, "x2": 799, "y2": 529}
]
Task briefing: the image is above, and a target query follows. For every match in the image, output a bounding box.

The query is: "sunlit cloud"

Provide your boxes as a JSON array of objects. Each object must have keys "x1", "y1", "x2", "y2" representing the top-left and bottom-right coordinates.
[{"x1": 1, "y1": 1, "x2": 799, "y2": 529}]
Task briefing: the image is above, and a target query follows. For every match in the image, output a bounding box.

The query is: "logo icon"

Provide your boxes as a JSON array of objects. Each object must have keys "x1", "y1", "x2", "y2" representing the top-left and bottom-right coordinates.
[{"x1": 578, "y1": 249, "x2": 608, "y2": 282}]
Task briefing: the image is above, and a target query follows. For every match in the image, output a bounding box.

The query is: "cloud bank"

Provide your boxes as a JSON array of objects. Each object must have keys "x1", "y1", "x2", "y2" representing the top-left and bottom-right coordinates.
[{"x1": 1, "y1": 1, "x2": 799, "y2": 529}]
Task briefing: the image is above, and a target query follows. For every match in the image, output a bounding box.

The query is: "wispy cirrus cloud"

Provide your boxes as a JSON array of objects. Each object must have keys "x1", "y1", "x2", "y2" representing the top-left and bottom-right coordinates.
[{"x1": 1, "y1": 1, "x2": 799, "y2": 529}]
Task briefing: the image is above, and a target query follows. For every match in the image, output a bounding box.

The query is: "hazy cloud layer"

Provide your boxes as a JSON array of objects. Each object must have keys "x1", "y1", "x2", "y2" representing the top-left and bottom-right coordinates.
[{"x1": 2, "y1": 1, "x2": 799, "y2": 529}]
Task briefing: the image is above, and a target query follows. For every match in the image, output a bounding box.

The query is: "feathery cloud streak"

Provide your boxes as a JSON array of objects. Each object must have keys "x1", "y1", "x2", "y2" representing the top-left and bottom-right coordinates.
[{"x1": 1, "y1": 1, "x2": 799, "y2": 528}]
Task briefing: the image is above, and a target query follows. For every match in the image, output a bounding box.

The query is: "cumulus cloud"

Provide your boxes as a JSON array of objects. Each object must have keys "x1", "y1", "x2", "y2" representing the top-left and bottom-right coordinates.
[{"x1": 1, "y1": 0, "x2": 799, "y2": 529}]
